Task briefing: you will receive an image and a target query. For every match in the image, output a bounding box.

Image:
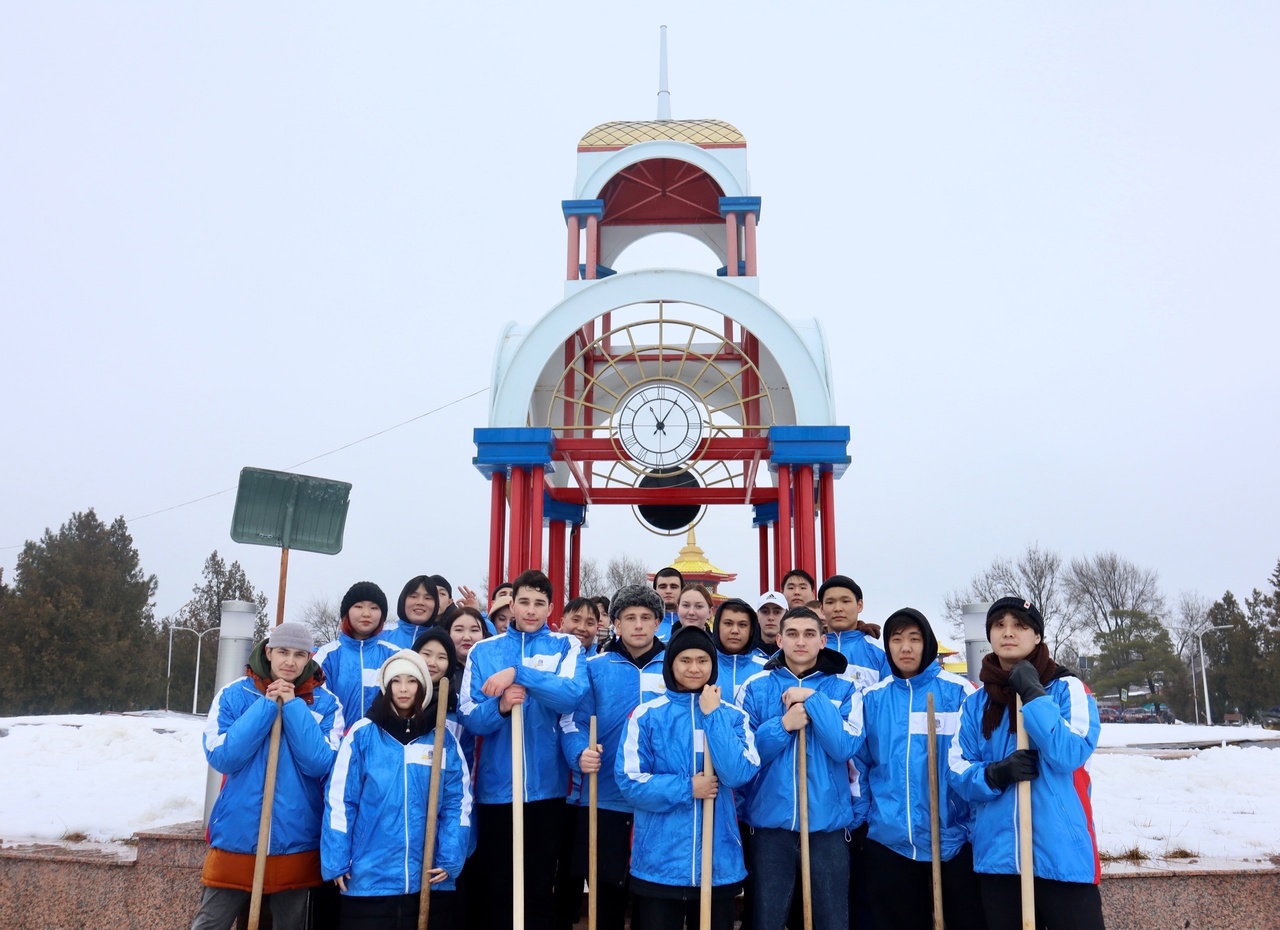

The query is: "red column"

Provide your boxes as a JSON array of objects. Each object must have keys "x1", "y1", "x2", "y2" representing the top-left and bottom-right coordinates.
[
  {"x1": 528, "y1": 469, "x2": 545, "y2": 574},
  {"x1": 744, "y1": 212, "x2": 758, "y2": 276},
  {"x1": 820, "y1": 469, "x2": 837, "y2": 581},
  {"x1": 776, "y1": 466, "x2": 792, "y2": 579},
  {"x1": 585, "y1": 215, "x2": 599, "y2": 279},
  {"x1": 758, "y1": 524, "x2": 770, "y2": 594},
  {"x1": 568, "y1": 524, "x2": 582, "y2": 599},
  {"x1": 547, "y1": 519, "x2": 566, "y2": 628},
  {"x1": 489, "y1": 471, "x2": 507, "y2": 594},
  {"x1": 724, "y1": 212, "x2": 738, "y2": 276},
  {"x1": 794, "y1": 465, "x2": 816, "y2": 580},
  {"x1": 508, "y1": 466, "x2": 526, "y2": 578},
  {"x1": 566, "y1": 216, "x2": 580, "y2": 280}
]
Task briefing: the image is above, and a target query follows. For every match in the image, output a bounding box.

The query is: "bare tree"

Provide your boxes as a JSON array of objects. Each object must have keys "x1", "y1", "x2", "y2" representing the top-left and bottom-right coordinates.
[
  {"x1": 605, "y1": 553, "x2": 650, "y2": 594},
  {"x1": 1065, "y1": 552, "x2": 1165, "y2": 638},
  {"x1": 298, "y1": 595, "x2": 341, "y2": 645},
  {"x1": 944, "y1": 543, "x2": 1085, "y2": 660},
  {"x1": 1171, "y1": 590, "x2": 1211, "y2": 662}
]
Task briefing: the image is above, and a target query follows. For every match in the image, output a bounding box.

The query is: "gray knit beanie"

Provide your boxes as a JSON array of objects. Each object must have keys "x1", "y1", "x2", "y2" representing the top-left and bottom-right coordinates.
[
  {"x1": 267, "y1": 621, "x2": 314, "y2": 653},
  {"x1": 610, "y1": 584, "x2": 665, "y2": 621}
]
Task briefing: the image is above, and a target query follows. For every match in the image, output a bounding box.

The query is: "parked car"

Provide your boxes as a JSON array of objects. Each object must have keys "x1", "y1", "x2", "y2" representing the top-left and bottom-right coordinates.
[
  {"x1": 1097, "y1": 706, "x2": 1120, "y2": 723},
  {"x1": 1120, "y1": 707, "x2": 1156, "y2": 724},
  {"x1": 1260, "y1": 706, "x2": 1280, "y2": 731}
]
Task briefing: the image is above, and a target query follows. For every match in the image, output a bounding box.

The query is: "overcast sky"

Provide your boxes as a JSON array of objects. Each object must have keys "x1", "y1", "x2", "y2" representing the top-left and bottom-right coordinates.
[{"x1": 3, "y1": 4, "x2": 1277, "y2": 639}]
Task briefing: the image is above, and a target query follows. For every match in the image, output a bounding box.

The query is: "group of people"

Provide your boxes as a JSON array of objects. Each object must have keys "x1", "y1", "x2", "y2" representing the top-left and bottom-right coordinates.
[{"x1": 194, "y1": 566, "x2": 1105, "y2": 930}]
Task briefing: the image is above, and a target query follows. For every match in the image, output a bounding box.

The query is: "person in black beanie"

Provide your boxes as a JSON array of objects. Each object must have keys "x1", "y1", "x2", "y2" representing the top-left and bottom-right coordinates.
[
  {"x1": 316, "y1": 582, "x2": 398, "y2": 729},
  {"x1": 948, "y1": 597, "x2": 1105, "y2": 930}
]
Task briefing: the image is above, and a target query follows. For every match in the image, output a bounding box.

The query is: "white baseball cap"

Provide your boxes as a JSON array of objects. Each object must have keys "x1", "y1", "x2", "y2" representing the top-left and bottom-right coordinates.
[{"x1": 756, "y1": 591, "x2": 786, "y2": 610}]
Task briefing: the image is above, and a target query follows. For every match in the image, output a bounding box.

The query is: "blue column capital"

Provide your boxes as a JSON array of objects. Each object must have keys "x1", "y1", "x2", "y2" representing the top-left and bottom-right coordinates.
[
  {"x1": 562, "y1": 199, "x2": 605, "y2": 223},
  {"x1": 473, "y1": 427, "x2": 555, "y2": 478},
  {"x1": 719, "y1": 196, "x2": 762, "y2": 222},
  {"x1": 767, "y1": 425, "x2": 851, "y2": 478}
]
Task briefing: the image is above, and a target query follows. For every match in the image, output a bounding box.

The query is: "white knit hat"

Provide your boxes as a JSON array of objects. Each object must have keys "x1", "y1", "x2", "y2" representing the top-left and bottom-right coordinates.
[{"x1": 378, "y1": 649, "x2": 432, "y2": 703}]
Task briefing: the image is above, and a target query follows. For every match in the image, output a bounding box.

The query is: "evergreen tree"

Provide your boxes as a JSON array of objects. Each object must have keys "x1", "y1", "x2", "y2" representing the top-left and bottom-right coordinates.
[
  {"x1": 1090, "y1": 609, "x2": 1192, "y2": 717},
  {"x1": 0, "y1": 510, "x2": 161, "y2": 714},
  {"x1": 165, "y1": 550, "x2": 269, "y2": 712}
]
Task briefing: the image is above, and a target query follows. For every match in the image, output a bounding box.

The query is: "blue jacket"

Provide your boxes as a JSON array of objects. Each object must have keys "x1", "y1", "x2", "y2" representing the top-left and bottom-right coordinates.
[
  {"x1": 322, "y1": 713, "x2": 471, "y2": 894},
  {"x1": 562, "y1": 641, "x2": 666, "y2": 811},
  {"x1": 204, "y1": 662, "x2": 343, "y2": 856},
  {"x1": 826, "y1": 629, "x2": 891, "y2": 692},
  {"x1": 739, "y1": 651, "x2": 859, "y2": 834},
  {"x1": 656, "y1": 611, "x2": 678, "y2": 644},
  {"x1": 947, "y1": 675, "x2": 1101, "y2": 883},
  {"x1": 616, "y1": 691, "x2": 759, "y2": 888},
  {"x1": 459, "y1": 622, "x2": 587, "y2": 804},
  {"x1": 315, "y1": 633, "x2": 400, "y2": 725},
  {"x1": 379, "y1": 620, "x2": 434, "y2": 651},
  {"x1": 853, "y1": 662, "x2": 976, "y2": 861},
  {"x1": 716, "y1": 651, "x2": 768, "y2": 707}
]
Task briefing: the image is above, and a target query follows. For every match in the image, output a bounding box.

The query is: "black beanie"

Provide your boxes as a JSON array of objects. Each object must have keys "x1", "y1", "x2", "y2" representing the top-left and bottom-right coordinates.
[
  {"x1": 818, "y1": 574, "x2": 863, "y2": 602},
  {"x1": 428, "y1": 574, "x2": 452, "y2": 598},
  {"x1": 342, "y1": 581, "x2": 389, "y2": 622},
  {"x1": 662, "y1": 626, "x2": 719, "y2": 693},
  {"x1": 985, "y1": 597, "x2": 1045, "y2": 640}
]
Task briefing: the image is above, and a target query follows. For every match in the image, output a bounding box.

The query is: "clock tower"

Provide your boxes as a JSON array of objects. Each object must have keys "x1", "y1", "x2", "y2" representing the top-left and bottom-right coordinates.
[{"x1": 473, "y1": 29, "x2": 850, "y2": 612}]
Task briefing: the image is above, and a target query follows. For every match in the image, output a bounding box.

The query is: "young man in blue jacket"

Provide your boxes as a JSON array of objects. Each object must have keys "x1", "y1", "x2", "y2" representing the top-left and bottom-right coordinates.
[
  {"x1": 853, "y1": 608, "x2": 985, "y2": 930},
  {"x1": 193, "y1": 622, "x2": 344, "y2": 930},
  {"x1": 459, "y1": 569, "x2": 587, "y2": 930},
  {"x1": 710, "y1": 597, "x2": 767, "y2": 705},
  {"x1": 617, "y1": 625, "x2": 759, "y2": 930},
  {"x1": 559, "y1": 584, "x2": 667, "y2": 930},
  {"x1": 739, "y1": 606, "x2": 859, "y2": 930},
  {"x1": 651, "y1": 566, "x2": 684, "y2": 642},
  {"x1": 315, "y1": 581, "x2": 400, "y2": 727},
  {"x1": 948, "y1": 597, "x2": 1104, "y2": 930},
  {"x1": 819, "y1": 574, "x2": 890, "y2": 692}
]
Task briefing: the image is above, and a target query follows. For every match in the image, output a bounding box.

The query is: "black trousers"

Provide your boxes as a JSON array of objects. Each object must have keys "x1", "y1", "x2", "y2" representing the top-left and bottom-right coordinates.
[
  {"x1": 336, "y1": 890, "x2": 459, "y2": 930},
  {"x1": 630, "y1": 892, "x2": 734, "y2": 930},
  {"x1": 864, "y1": 840, "x2": 985, "y2": 930},
  {"x1": 978, "y1": 873, "x2": 1105, "y2": 930},
  {"x1": 474, "y1": 798, "x2": 566, "y2": 930}
]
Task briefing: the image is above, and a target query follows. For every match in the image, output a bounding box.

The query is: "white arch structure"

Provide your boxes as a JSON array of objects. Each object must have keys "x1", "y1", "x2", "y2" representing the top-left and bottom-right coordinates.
[{"x1": 487, "y1": 269, "x2": 835, "y2": 428}]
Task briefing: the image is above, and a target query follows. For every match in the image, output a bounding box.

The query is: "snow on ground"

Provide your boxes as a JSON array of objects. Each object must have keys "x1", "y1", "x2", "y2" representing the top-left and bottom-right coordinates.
[{"x1": 1, "y1": 713, "x2": 1278, "y2": 860}]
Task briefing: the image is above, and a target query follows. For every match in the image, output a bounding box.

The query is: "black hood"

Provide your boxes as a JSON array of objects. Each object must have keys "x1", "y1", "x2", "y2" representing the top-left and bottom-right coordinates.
[
  {"x1": 604, "y1": 636, "x2": 665, "y2": 669},
  {"x1": 663, "y1": 626, "x2": 719, "y2": 693},
  {"x1": 763, "y1": 644, "x2": 849, "y2": 679},
  {"x1": 711, "y1": 598, "x2": 761, "y2": 657},
  {"x1": 397, "y1": 575, "x2": 441, "y2": 627},
  {"x1": 882, "y1": 608, "x2": 939, "y2": 678}
]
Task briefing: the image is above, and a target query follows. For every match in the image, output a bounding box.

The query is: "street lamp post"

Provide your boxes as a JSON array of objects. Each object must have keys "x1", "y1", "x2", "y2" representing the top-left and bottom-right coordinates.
[
  {"x1": 192, "y1": 627, "x2": 222, "y2": 715},
  {"x1": 166, "y1": 625, "x2": 198, "y2": 712},
  {"x1": 1197, "y1": 625, "x2": 1232, "y2": 726}
]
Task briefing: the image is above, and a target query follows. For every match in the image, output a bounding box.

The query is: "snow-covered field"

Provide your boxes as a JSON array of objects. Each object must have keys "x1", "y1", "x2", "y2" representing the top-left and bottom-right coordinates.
[{"x1": 1, "y1": 713, "x2": 1278, "y2": 862}]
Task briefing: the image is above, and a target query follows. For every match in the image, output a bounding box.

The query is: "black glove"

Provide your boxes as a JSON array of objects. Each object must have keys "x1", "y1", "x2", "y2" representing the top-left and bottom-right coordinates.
[
  {"x1": 1008, "y1": 660, "x2": 1048, "y2": 704},
  {"x1": 984, "y1": 749, "x2": 1040, "y2": 790}
]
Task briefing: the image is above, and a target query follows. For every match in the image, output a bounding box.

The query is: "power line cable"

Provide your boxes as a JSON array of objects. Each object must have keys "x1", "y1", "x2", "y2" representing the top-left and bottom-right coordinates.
[{"x1": 0, "y1": 386, "x2": 489, "y2": 551}]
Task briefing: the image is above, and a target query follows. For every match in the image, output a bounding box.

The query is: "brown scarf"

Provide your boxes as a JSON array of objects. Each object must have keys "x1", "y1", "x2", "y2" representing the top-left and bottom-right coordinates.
[
  {"x1": 978, "y1": 644, "x2": 1060, "y2": 739},
  {"x1": 856, "y1": 620, "x2": 882, "y2": 640}
]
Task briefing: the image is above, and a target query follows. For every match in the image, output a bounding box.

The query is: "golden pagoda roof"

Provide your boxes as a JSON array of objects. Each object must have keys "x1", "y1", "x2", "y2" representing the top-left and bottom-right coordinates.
[
  {"x1": 668, "y1": 528, "x2": 734, "y2": 579},
  {"x1": 578, "y1": 119, "x2": 746, "y2": 151}
]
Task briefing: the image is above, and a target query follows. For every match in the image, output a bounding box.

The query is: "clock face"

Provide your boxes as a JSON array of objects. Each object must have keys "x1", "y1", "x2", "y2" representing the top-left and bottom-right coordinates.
[{"x1": 613, "y1": 382, "x2": 706, "y2": 470}]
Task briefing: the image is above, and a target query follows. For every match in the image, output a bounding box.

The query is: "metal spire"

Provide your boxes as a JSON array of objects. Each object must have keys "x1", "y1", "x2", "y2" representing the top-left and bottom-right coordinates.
[{"x1": 657, "y1": 25, "x2": 672, "y2": 120}]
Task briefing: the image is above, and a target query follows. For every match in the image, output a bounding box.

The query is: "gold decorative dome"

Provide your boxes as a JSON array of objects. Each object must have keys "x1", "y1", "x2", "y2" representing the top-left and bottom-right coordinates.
[
  {"x1": 578, "y1": 119, "x2": 746, "y2": 151},
  {"x1": 669, "y1": 528, "x2": 732, "y2": 578}
]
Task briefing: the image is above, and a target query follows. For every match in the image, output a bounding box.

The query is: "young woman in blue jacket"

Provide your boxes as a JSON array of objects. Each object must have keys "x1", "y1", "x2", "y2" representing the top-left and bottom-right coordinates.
[
  {"x1": 322, "y1": 649, "x2": 471, "y2": 930},
  {"x1": 616, "y1": 625, "x2": 760, "y2": 930},
  {"x1": 948, "y1": 597, "x2": 1104, "y2": 930},
  {"x1": 853, "y1": 608, "x2": 986, "y2": 930}
]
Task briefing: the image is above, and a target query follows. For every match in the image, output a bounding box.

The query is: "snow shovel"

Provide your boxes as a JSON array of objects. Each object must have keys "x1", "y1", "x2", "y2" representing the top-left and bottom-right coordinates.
[
  {"x1": 230, "y1": 467, "x2": 351, "y2": 625},
  {"x1": 418, "y1": 678, "x2": 450, "y2": 930},
  {"x1": 512, "y1": 703, "x2": 525, "y2": 930},
  {"x1": 588, "y1": 715, "x2": 598, "y2": 930},
  {"x1": 700, "y1": 738, "x2": 715, "y2": 930},
  {"x1": 247, "y1": 697, "x2": 284, "y2": 930},
  {"x1": 798, "y1": 726, "x2": 813, "y2": 930},
  {"x1": 1016, "y1": 696, "x2": 1035, "y2": 930},
  {"x1": 927, "y1": 693, "x2": 944, "y2": 930}
]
